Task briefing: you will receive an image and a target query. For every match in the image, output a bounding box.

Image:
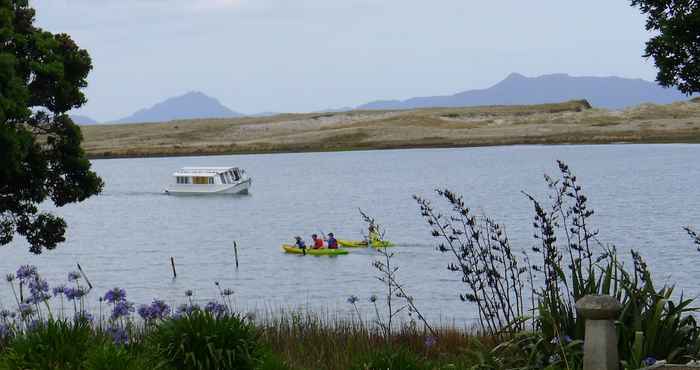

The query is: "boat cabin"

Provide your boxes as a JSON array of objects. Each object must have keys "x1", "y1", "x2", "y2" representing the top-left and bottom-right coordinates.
[{"x1": 172, "y1": 167, "x2": 245, "y2": 186}]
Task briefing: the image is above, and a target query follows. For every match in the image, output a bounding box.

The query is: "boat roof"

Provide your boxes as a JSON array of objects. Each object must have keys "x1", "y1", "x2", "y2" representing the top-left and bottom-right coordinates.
[{"x1": 173, "y1": 167, "x2": 241, "y2": 176}]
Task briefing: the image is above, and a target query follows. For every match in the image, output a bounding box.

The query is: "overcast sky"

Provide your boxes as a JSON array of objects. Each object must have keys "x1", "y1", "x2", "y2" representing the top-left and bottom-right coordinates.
[{"x1": 33, "y1": 0, "x2": 655, "y2": 121}]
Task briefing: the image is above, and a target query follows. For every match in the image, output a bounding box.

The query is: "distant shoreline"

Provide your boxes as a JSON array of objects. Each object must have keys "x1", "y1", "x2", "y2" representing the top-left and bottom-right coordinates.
[
  {"x1": 81, "y1": 100, "x2": 700, "y2": 160},
  {"x1": 84, "y1": 139, "x2": 700, "y2": 160}
]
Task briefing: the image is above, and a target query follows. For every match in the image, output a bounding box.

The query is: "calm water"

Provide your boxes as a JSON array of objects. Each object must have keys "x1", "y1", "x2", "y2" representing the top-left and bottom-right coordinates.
[{"x1": 2, "y1": 144, "x2": 700, "y2": 324}]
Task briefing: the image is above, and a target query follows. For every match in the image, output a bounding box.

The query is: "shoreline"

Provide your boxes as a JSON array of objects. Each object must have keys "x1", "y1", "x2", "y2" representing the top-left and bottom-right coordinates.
[
  {"x1": 81, "y1": 100, "x2": 700, "y2": 160},
  {"x1": 84, "y1": 137, "x2": 700, "y2": 160}
]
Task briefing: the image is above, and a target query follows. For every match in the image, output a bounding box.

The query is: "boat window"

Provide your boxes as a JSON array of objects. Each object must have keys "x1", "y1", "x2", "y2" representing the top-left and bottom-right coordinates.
[
  {"x1": 193, "y1": 177, "x2": 209, "y2": 185},
  {"x1": 220, "y1": 174, "x2": 227, "y2": 184},
  {"x1": 208, "y1": 177, "x2": 214, "y2": 184},
  {"x1": 176, "y1": 176, "x2": 190, "y2": 184},
  {"x1": 232, "y1": 169, "x2": 240, "y2": 181}
]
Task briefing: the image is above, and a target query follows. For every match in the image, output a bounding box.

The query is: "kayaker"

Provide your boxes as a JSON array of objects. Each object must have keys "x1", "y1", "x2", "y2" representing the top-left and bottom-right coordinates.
[
  {"x1": 294, "y1": 236, "x2": 307, "y2": 251},
  {"x1": 326, "y1": 233, "x2": 339, "y2": 249},
  {"x1": 311, "y1": 234, "x2": 324, "y2": 249},
  {"x1": 368, "y1": 224, "x2": 381, "y2": 246}
]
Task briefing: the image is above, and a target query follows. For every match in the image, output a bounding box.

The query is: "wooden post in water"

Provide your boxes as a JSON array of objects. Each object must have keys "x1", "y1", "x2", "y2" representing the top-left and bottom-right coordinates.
[
  {"x1": 77, "y1": 263, "x2": 93, "y2": 290},
  {"x1": 233, "y1": 241, "x2": 239, "y2": 269},
  {"x1": 170, "y1": 257, "x2": 177, "y2": 279}
]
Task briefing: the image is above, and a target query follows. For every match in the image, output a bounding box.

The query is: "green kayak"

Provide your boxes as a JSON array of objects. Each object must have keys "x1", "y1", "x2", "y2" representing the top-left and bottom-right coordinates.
[{"x1": 338, "y1": 239, "x2": 394, "y2": 248}]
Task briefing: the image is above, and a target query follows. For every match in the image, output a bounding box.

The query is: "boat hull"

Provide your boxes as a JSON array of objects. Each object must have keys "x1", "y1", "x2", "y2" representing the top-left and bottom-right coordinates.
[
  {"x1": 165, "y1": 178, "x2": 251, "y2": 195},
  {"x1": 338, "y1": 239, "x2": 394, "y2": 248},
  {"x1": 282, "y1": 245, "x2": 349, "y2": 256}
]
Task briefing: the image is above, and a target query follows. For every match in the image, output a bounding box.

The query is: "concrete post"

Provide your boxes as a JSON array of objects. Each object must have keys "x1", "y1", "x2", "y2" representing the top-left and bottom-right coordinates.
[{"x1": 576, "y1": 295, "x2": 622, "y2": 370}]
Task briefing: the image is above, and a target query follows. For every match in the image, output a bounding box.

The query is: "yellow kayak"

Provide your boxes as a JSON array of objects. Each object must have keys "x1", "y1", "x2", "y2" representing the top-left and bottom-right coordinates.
[
  {"x1": 338, "y1": 239, "x2": 394, "y2": 248},
  {"x1": 282, "y1": 245, "x2": 349, "y2": 256}
]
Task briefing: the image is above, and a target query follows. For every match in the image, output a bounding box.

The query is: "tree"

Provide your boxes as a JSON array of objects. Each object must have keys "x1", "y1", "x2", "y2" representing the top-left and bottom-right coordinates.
[
  {"x1": 631, "y1": 0, "x2": 700, "y2": 94},
  {"x1": 1, "y1": 0, "x2": 103, "y2": 254}
]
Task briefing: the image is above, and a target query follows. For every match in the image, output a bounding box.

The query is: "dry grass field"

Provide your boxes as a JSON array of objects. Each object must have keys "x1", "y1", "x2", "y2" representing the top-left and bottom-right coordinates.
[{"x1": 80, "y1": 99, "x2": 700, "y2": 158}]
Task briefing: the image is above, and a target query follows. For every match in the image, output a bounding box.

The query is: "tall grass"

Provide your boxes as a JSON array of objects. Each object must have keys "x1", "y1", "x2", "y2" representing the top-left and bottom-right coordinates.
[{"x1": 257, "y1": 309, "x2": 484, "y2": 370}]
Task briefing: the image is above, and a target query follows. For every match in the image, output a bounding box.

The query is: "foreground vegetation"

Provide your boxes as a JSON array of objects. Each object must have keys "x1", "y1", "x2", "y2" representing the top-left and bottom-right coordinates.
[
  {"x1": 1, "y1": 162, "x2": 699, "y2": 369},
  {"x1": 80, "y1": 99, "x2": 700, "y2": 158}
]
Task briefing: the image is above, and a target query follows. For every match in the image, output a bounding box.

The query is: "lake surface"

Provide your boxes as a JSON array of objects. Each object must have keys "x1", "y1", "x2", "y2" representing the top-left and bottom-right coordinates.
[{"x1": 2, "y1": 144, "x2": 700, "y2": 325}]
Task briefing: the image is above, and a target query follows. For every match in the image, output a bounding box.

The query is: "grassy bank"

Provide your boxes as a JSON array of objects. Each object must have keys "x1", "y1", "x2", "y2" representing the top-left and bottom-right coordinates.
[{"x1": 80, "y1": 100, "x2": 700, "y2": 159}]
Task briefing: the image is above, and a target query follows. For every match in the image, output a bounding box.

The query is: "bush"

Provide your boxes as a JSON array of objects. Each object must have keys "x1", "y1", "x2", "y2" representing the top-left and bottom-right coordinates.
[
  {"x1": 83, "y1": 342, "x2": 149, "y2": 370},
  {"x1": 350, "y1": 346, "x2": 429, "y2": 370},
  {"x1": 146, "y1": 310, "x2": 264, "y2": 370},
  {"x1": 0, "y1": 319, "x2": 95, "y2": 370}
]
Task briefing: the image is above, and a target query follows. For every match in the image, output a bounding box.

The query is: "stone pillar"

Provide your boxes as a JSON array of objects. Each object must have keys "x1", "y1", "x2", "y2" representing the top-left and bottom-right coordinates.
[{"x1": 576, "y1": 295, "x2": 622, "y2": 370}]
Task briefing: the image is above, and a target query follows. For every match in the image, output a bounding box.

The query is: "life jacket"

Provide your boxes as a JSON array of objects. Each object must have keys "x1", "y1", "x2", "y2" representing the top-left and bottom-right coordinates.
[
  {"x1": 327, "y1": 238, "x2": 338, "y2": 249},
  {"x1": 313, "y1": 238, "x2": 324, "y2": 249}
]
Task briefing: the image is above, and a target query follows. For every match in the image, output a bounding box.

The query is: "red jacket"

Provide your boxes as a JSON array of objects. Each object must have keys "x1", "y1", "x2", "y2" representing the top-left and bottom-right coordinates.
[{"x1": 313, "y1": 238, "x2": 324, "y2": 249}]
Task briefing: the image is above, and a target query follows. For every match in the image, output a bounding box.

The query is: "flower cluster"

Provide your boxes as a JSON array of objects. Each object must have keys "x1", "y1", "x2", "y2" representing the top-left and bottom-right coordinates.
[
  {"x1": 204, "y1": 301, "x2": 228, "y2": 317},
  {"x1": 103, "y1": 288, "x2": 127, "y2": 304},
  {"x1": 16, "y1": 265, "x2": 37, "y2": 281},
  {"x1": 64, "y1": 286, "x2": 88, "y2": 301},
  {"x1": 138, "y1": 300, "x2": 171, "y2": 322},
  {"x1": 106, "y1": 325, "x2": 129, "y2": 345},
  {"x1": 26, "y1": 276, "x2": 50, "y2": 304},
  {"x1": 68, "y1": 271, "x2": 81, "y2": 282}
]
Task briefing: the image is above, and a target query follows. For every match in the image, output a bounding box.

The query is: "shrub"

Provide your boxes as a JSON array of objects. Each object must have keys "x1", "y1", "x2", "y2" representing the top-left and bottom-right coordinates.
[
  {"x1": 0, "y1": 319, "x2": 95, "y2": 369},
  {"x1": 82, "y1": 342, "x2": 149, "y2": 370},
  {"x1": 350, "y1": 346, "x2": 429, "y2": 370},
  {"x1": 146, "y1": 310, "x2": 264, "y2": 370}
]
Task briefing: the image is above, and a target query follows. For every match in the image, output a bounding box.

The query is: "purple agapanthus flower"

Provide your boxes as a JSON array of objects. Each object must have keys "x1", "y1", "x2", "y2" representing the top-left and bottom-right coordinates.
[
  {"x1": 111, "y1": 300, "x2": 134, "y2": 319},
  {"x1": 138, "y1": 300, "x2": 171, "y2": 321},
  {"x1": 425, "y1": 335, "x2": 437, "y2": 348},
  {"x1": 67, "y1": 271, "x2": 81, "y2": 282},
  {"x1": 16, "y1": 265, "x2": 37, "y2": 281},
  {"x1": 52, "y1": 285, "x2": 66, "y2": 297},
  {"x1": 27, "y1": 277, "x2": 50, "y2": 304},
  {"x1": 0, "y1": 309, "x2": 11, "y2": 320},
  {"x1": 0, "y1": 324, "x2": 9, "y2": 339},
  {"x1": 204, "y1": 301, "x2": 227, "y2": 317},
  {"x1": 103, "y1": 288, "x2": 127, "y2": 304},
  {"x1": 347, "y1": 295, "x2": 359, "y2": 304},
  {"x1": 5, "y1": 274, "x2": 15, "y2": 283},
  {"x1": 64, "y1": 287, "x2": 87, "y2": 301},
  {"x1": 106, "y1": 326, "x2": 129, "y2": 345},
  {"x1": 643, "y1": 357, "x2": 657, "y2": 366}
]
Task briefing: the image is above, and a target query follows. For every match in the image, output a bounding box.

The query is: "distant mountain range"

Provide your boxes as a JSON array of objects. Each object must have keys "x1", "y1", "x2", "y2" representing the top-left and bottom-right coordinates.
[
  {"x1": 114, "y1": 91, "x2": 243, "y2": 124},
  {"x1": 357, "y1": 73, "x2": 691, "y2": 110},
  {"x1": 70, "y1": 115, "x2": 98, "y2": 125},
  {"x1": 73, "y1": 73, "x2": 694, "y2": 125}
]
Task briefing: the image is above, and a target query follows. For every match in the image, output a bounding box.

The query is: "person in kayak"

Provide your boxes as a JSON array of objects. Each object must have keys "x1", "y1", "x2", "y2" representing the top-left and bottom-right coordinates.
[
  {"x1": 311, "y1": 234, "x2": 324, "y2": 249},
  {"x1": 368, "y1": 224, "x2": 381, "y2": 247},
  {"x1": 326, "y1": 233, "x2": 339, "y2": 249},
  {"x1": 294, "y1": 236, "x2": 307, "y2": 252}
]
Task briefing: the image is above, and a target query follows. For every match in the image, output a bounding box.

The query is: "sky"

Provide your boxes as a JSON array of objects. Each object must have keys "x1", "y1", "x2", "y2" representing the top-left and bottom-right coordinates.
[{"x1": 32, "y1": 0, "x2": 656, "y2": 121}]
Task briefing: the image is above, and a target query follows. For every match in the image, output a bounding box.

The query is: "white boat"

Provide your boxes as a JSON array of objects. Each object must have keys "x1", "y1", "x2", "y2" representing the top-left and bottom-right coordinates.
[{"x1": 164, "y1": 167, "x2": 252, "y2": 195}]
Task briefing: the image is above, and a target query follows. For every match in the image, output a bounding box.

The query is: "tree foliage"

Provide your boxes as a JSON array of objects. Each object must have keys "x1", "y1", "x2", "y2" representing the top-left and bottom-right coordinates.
[
  {"x1": 631, "y1": 0, "x2": 700, "y2": 94},
  {"x1": 0, "y1": 0, "x2": 103, "y2": 254}
]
